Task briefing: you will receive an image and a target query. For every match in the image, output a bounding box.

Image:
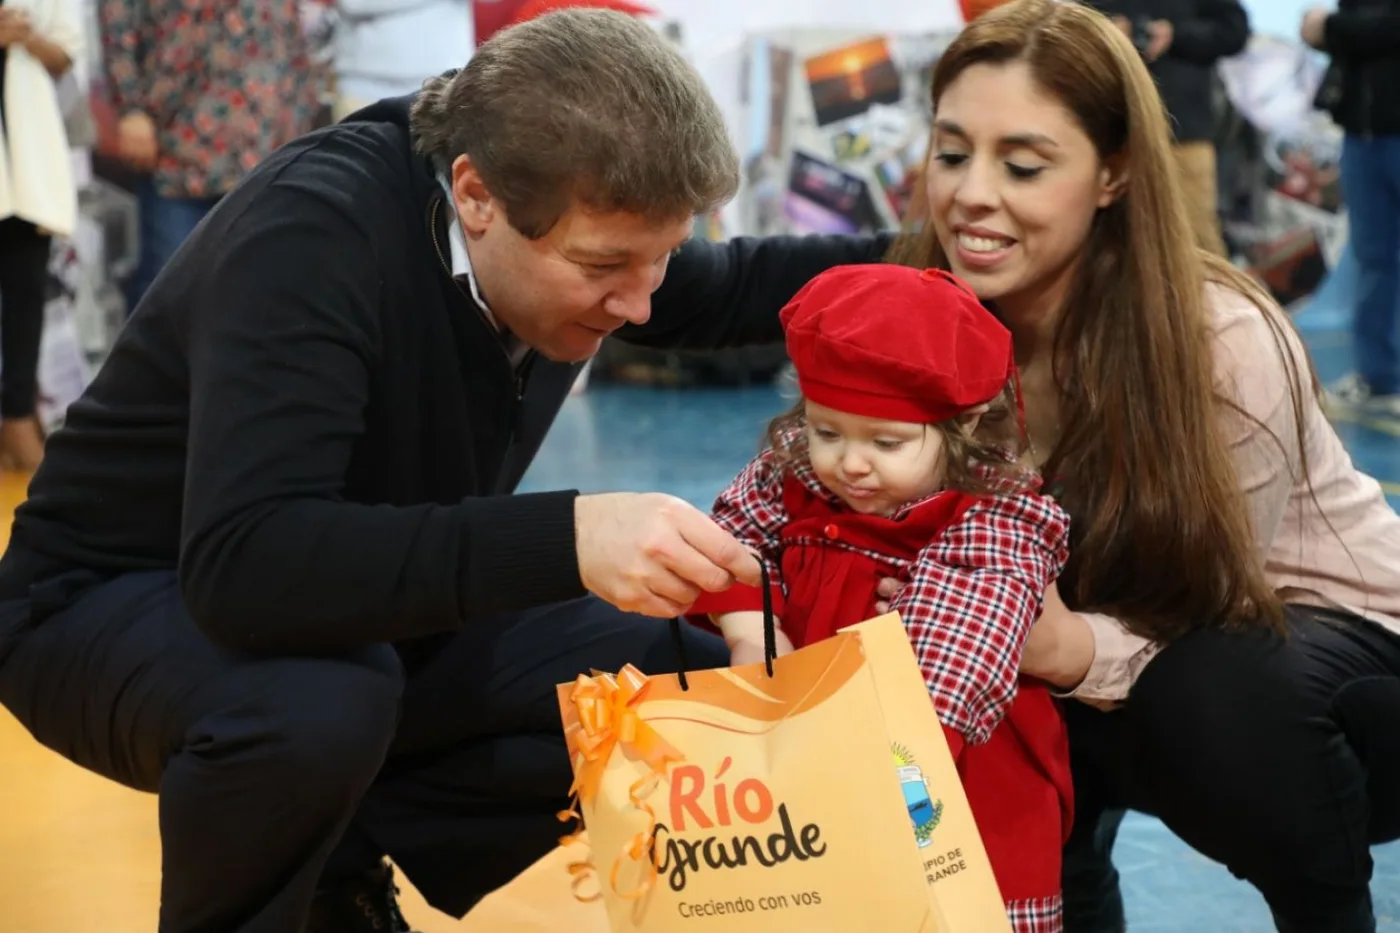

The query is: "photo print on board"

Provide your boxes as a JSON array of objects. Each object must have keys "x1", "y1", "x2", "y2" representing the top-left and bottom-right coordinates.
[
  {"x1": 784, "y1": 149, "x2": 883, "y2": 235},
  {"x1": 802, "y1": 35, "x2": 903, "y2": 128}
]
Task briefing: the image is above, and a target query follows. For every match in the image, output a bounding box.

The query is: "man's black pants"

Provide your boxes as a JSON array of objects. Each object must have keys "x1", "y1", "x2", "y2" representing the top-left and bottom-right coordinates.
[
  {"x1": 1062, "y1": 605, "x2": 1400, "y2": 933},
  {"x1": 0, "y1": 569, "x2": 728, "y2": 931}
]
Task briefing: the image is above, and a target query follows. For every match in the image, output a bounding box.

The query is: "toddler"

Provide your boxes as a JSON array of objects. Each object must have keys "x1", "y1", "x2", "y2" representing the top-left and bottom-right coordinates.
[{"x1": 691, "y1": 263, "x2": 1074, "y2": 932}]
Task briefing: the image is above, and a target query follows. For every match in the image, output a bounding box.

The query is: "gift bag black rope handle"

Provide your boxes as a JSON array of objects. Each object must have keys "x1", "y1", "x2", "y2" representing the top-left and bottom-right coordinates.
[
  {"x1": 669, "y1": 559, "x2": 778, "y2": 692},
  {"x1": 761, "y1": 562, "x2": 777, "y2": 673}
]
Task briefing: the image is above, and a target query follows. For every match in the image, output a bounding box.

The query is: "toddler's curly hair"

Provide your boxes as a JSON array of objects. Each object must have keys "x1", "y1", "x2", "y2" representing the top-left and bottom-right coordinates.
[{"x1": 763, "y1": 380, "x2": 1039, "y2": 498}]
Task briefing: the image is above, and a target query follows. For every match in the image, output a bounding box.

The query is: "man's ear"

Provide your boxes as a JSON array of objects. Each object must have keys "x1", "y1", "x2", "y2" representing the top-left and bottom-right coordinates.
[
  {"x1": 450, "y1": 154, "x2": 496, "y2": 235},
  {"x1": 1097, "y1": 152, "x2": 1130, "y2": 208}
]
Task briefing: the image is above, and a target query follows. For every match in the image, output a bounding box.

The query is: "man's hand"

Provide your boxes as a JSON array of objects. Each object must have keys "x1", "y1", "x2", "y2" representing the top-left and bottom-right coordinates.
[
  {"x1": 1111, "y1": 15, "x2": 1172, "y2": 61},
  {"x1": 118, "y1": 111, "x2": 159, "y2": 173},
  {"x1": 1143, "y1": 19, "x2": 1174, "y2": 61},
  {"x1": 1301, "y1": 8, "x2": 1329, "y2": 50},
  {"x1": 575, "y1": 492, "x2": 762, "y2": 618},
  {"x1": 0, "y1": 9, "x2": 32, "y2": 48}
]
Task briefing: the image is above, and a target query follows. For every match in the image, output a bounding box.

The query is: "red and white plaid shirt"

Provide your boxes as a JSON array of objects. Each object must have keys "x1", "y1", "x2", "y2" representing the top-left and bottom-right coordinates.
[{"x1": 711, "y1": 447, "x2": 1072, "y2": 747}]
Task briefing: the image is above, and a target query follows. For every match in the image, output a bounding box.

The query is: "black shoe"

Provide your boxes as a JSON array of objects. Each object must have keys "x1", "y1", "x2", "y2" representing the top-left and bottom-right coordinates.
[{"x1": 307, "y1": 861, "x2": 419, "y2": 932}]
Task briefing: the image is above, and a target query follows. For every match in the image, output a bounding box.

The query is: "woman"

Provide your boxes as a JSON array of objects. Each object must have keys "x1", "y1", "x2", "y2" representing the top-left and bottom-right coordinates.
[
  {"x1": 100, "y1": 0, "x2": 320, "y2": 313},
  {"x1": 0, "y1": 0, "x2": 80, "y2": 471},
  {"x1": 876, "y1": 1, "x2": 1400, "y2": 931}
]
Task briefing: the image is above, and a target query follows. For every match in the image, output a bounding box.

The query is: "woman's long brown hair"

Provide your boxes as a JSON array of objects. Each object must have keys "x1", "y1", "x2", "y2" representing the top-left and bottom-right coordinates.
[{"x1": 887, "y1": 0, "x2": 1316, "y2": 642}]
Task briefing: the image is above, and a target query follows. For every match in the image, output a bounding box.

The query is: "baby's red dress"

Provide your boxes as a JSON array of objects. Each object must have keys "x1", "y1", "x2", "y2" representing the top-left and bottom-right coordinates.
[{"x1": 692, "y1": 450, "x2": 1074, "y2": 933}]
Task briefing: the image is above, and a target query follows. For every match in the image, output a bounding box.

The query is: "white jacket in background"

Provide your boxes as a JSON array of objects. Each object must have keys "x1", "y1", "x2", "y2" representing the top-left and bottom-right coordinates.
[
  {"x1": 335, "y1": 0, "x2": 473, "y2": 103},
  {"x1": 0, "y1": 0, "x2": 82, "y2": 237}
]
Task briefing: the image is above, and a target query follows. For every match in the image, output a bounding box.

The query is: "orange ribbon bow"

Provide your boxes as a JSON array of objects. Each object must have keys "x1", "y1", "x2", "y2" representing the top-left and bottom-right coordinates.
[{"x1": 557, "y1": 664, "x2": 684, "y2": 902}]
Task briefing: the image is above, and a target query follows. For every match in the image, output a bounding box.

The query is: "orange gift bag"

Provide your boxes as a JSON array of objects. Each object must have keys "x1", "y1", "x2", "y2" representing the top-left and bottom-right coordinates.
[
  {"x1": 553, "y1": 583, "x2": 1012, "y2": 933},
  {"x1": 459, "y1": 835, "x2": 611, "y2": 932}
]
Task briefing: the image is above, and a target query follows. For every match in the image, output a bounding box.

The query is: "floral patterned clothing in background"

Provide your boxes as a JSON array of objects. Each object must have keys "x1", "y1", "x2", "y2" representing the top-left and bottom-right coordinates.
[{"x1": 99, "y1": 0, "x2": 323, "y2": 199}]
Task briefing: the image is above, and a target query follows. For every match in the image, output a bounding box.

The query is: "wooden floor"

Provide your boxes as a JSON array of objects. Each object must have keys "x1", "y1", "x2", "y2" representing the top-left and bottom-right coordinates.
[{"x1": 0, "y1": 473, "x2": 460, "y2": 932}]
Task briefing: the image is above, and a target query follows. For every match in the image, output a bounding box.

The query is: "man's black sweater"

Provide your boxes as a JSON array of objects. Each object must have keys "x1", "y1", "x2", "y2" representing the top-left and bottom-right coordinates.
[{"x1": 0, "y1": 94, "x2": 889, "y2": 652}]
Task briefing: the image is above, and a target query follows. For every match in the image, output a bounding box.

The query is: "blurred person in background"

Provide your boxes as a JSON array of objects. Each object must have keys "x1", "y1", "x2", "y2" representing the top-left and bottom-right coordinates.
[
  {"x1": 1304, "y1": 1, "x2": 1400, "y2": 412},
  {"x1": 0, "y1": 0, "x2": 82, "y2": 472},
  {"x1": 332, "y1": 0, "x2": 473, "y2": 121},
  {"x1": 1084, "y1": 0, "x2": 1250, "y2": 256},
  {"x1": 100, "y1": 0, "x2": 322, "y2": 315},
  {"x1": 331, "y1": 0, "x2": 658, "y2": 123}
]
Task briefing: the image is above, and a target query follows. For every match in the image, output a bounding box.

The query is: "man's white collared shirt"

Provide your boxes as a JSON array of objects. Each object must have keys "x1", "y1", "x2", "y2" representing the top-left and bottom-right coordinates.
[{"x1": 437, "y1": 176, "x2": 530, "y2": 369}]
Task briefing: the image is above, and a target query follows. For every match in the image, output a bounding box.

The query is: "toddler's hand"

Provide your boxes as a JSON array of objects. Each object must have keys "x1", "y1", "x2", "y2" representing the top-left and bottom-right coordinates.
[
  {"x1": 874, "y1": 576, "x2": 902, "y2": 614},
  {"x1": 728, "y1": 627, "x2": 795, "y2": 667}
]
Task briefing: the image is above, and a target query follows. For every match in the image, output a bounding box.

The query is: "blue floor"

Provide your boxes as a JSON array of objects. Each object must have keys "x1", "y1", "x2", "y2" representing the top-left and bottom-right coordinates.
[{"x1": 518, "y1": 273, "x2": 1400, "y2": 931}]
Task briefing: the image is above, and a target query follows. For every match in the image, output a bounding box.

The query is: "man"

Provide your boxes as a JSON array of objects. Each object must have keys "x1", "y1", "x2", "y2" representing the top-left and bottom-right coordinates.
[
  {"x1": 1085, "y1": 0, "x2": 1250, "y2": 257},
  {"x1": 0, "y1": 11, "x2": 888, "y2": 933},
  {"x1": 1303, "y1": 0, "x2": 1400, "y2": 412}
]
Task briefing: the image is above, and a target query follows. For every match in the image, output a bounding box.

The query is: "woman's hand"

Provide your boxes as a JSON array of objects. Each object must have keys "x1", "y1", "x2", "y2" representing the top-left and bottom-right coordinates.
[
  {"x1": 1021, "y1": 581, "x2": 1096, "y2": 690},
  {"x1": 118, "y1": 112, "x2": 160, "y2": 173},
  {"x1": 0, "y1": 9, "x2": 32, "y2": 48},
  {"x1": 877, "y1": 575, "x2": 1095, "y2": 690}
]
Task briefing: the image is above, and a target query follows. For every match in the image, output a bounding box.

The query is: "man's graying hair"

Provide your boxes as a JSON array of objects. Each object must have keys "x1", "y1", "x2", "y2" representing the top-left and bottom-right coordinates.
[{"x1": 410, "y1": 9, "x2": 740, "y2": 239}]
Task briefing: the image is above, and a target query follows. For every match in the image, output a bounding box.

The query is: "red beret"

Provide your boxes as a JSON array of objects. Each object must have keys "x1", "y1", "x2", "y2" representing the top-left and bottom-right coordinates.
[{"x1": 780, "y1": 264, "x2": 1013, "y2": 425}]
